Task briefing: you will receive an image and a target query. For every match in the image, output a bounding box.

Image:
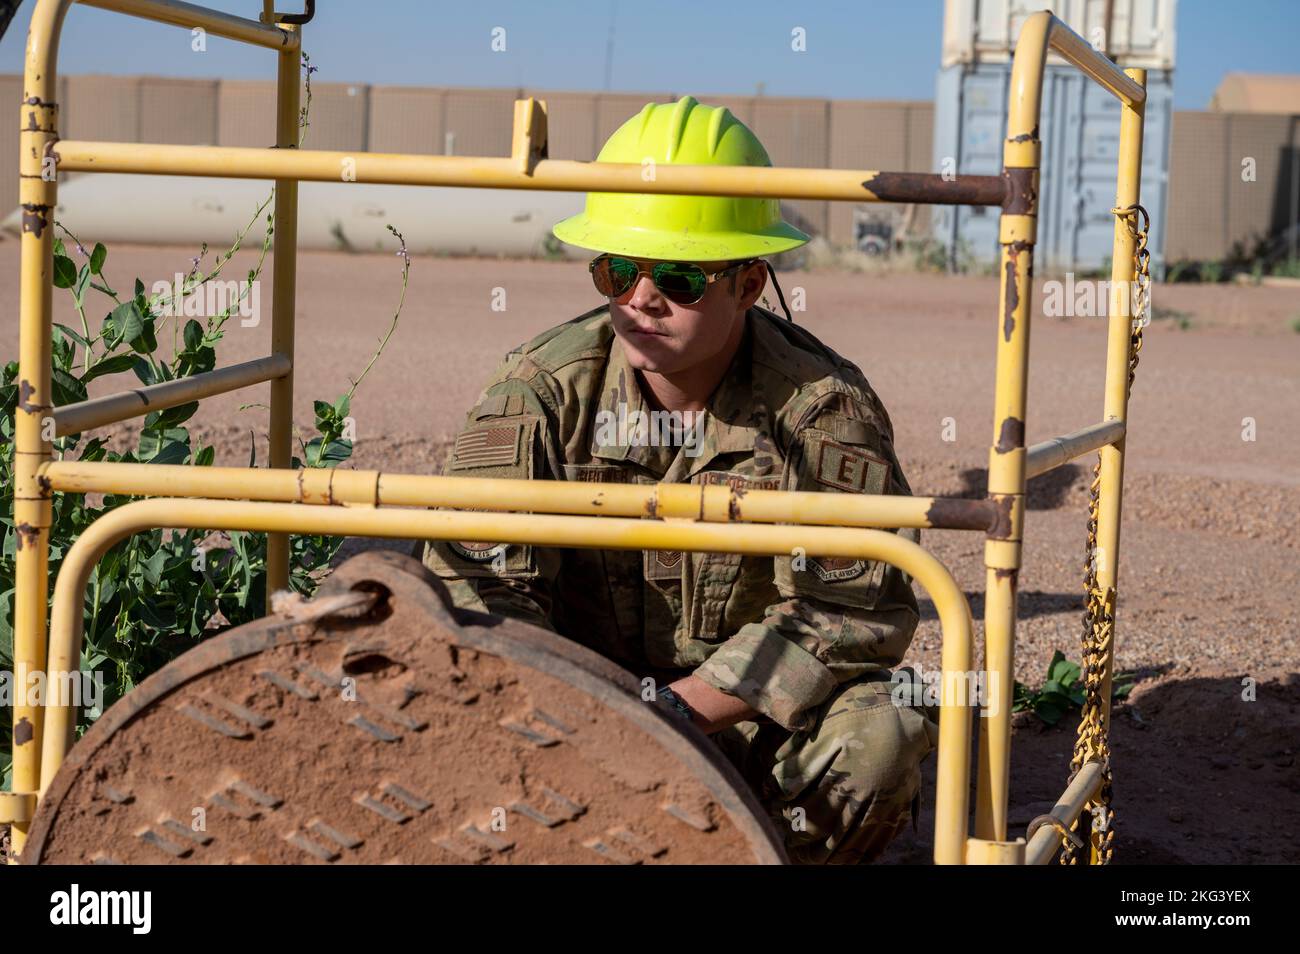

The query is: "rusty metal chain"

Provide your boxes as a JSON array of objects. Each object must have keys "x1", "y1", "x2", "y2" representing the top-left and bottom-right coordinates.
[{"x1": 1059, "y1": 204, "x2": 1149, "y2": 866}]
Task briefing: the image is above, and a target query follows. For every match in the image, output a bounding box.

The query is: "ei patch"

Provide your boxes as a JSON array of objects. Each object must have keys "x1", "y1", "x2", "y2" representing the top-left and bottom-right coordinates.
[{"x1": 812, "y1": 436, "x2": 891, "y2": 495}]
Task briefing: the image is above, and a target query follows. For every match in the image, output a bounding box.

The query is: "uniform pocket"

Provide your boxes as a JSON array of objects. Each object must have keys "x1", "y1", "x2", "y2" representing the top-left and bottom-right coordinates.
[{"x1": 681, "y1": 470, "x2": 781, "y2": 643}]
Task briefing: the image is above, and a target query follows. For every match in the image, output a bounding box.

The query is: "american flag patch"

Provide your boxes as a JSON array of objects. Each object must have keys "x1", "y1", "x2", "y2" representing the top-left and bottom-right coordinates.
[{"x1": 453, "y1": 423, "x2": 521, "y2": 469}]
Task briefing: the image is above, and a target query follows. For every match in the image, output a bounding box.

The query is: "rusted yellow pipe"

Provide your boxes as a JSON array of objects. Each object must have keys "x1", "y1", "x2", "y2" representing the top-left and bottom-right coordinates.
[
  {"x1": 10, "y1": 0, "x2": 76, "y2": 861},
  {"x1": 1013, "y1": 10, "x2": 1146, "y2": 109},
  {"x1": 37, "y1": 498, "x2": 977, "y2": 865},
  {"x1": 40, "y1": 459, "x2": 996, "y2": 530},
  {"x1": 1045, "y1": 19, "x2": 1145, "y2": 106},
  {"x1": 1025, "y1": 420, "x2": 1126, "y2": 480},
  {"x1": 1086, "y1": 67, "x2": 1147, "y2": 864},
  {"x1": 975, "y1": 13, "x2": 1044, "y2": 840},
  {"x1": 967, "y1": 7, "x2": 1137, "y2": 848},
  {"x1": 78, "y1": 0, "x2": 298, "y2": 49},
  {"x1": 0, "y1": 792, "x2": 36, "y2": 824},
  {"x1": 52, "y1": 139, "x2": 1007, "y2": 205},
  {"x1": 52, "y1": 353, "x2": 290, "y2": 436},
  {"x1": 1024, "y1": 762, "x2": 1104, "y2": 865},
  {"x1": 265, "y1": 22, "x2": 301, "y2": 607},
  {"x1": 965, "y1": 837, "x2": 1026, "y2": 864}
]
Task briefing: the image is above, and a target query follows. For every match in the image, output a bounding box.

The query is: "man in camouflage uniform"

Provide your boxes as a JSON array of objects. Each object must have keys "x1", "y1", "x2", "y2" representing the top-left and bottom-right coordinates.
[{"x1": 418, "y1": 96, "x2": 937, "y2": 864}]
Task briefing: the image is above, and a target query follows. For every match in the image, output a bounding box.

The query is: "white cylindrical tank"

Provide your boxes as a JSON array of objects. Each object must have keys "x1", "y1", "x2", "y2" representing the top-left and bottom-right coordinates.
[{"x1": 2, "y1": 174, "x2": 588, "y2": 258}]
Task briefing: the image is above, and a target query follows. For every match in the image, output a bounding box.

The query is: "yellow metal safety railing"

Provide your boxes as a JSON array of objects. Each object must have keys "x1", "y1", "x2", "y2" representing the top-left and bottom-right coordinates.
[{"x1": 5, "y1": 0, "x2": 1145, "y2": 867}]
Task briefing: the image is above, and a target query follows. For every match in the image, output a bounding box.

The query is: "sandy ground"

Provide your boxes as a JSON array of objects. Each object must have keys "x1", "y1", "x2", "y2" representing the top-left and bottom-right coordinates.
[{"x1": 2, "y1": 236, "x2": 1298, "y2": 864}]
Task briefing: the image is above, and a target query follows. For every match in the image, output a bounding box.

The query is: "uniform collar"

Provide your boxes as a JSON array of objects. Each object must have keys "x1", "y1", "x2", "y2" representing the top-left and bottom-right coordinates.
[{"x1": 590, "y1": 309, "x2": 775, "y2": 478}]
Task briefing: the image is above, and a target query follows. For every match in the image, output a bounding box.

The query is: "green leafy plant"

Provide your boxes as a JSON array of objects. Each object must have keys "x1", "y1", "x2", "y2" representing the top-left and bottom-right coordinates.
[
  {"x1": 1, "y1": 55, "x2": 412, "y2": 790},
  {"x1": 1273, "y1": 258, "x2": 1300, "y2": 279},
  {"x1": 1012, "y1": 650, "x2": 1135, "y2": 727},
  {"x1": 0, "y1": 221, "x2": 410, "y2": 792}
]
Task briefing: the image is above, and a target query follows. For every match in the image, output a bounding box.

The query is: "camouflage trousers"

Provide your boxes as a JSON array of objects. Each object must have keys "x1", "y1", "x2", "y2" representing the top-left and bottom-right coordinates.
[{"x1": 712, "y1": 671, "x2": 939, "y2": 865}]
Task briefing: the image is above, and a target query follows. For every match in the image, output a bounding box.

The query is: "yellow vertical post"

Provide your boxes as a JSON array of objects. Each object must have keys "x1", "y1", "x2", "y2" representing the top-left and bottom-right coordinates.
[
  {"x1": 1088, "y1": 66, "x2": 1146, "y2": 863},
  {"x1": 265, "y1": 21, "x2": 300, "y2": 607},
  {"x1": 11, "y1": 0, "x2": 73, "y2": 861},
  {"x1": 976, "y1": 20, "x2": 1046, "y2": 844}
]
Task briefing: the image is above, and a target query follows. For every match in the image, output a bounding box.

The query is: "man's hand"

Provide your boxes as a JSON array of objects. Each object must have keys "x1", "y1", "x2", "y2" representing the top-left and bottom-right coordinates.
[{"x1": 667, "y1": 675, "x2": 759, "y2": 734}]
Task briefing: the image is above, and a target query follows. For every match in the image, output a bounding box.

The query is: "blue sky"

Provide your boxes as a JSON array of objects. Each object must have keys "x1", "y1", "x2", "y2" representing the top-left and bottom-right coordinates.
[{"x1": 0, "y1": 0, "x2": 1295, "y2": 110}]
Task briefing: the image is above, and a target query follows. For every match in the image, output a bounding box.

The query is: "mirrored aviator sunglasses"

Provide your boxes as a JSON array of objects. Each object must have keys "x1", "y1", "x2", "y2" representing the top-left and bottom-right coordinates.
[{"x1": 589, "y1": 254, "x2": 751, "y2": 306}]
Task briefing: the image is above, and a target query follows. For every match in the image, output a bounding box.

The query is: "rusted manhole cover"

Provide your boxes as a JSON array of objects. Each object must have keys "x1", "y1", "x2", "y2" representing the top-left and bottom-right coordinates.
[{"x1": 25, "y1": 551, "x2": 785, "y2": 865}]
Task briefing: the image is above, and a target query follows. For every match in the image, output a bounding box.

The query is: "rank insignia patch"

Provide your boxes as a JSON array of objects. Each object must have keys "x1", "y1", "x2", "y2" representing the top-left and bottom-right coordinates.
[{"x1": 644, "y1": 548, "x2": 684, "y2": 582}]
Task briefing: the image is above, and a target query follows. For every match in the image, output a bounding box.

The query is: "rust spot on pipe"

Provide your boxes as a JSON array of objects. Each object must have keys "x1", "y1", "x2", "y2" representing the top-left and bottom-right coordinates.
[
  {"x1": 15, "y1": 522, "x2": 39, "y2": 551},
  {"x1": 1003, "y1": 257, "x2": 1019, "y2": 342},
  {"x1": 38, "y1": 474, "x2": 52, "y2": 494},
  {"x1": 644, "y1": 495, "x2": 658, "y2": 518},
  {"x1": 988, "y1": 497, "x2": 1017, "y2": 540},
  {"x1": 1008, "y1": 126, "x2": 1039, "y2": 143},
  {"x1": 21, "y1": 203, "x2": 49, "y2": 237},
  {"x1": 1002, "y1": 167, "x2": 1037, "y2": 215},
  {"x1": 995, "y1": 417, "x2": 1024, "y2": 454},
  {"x1": 21, "y1": 96, "x2": 56, "y2": 130},
  {"x1": 861, "y1": 171, "x2": 1005, "y2": 207},
  {"x1": 924, "y1": 497, "x2": 997, "y2": 531},
  {"x1": 14, "y1": 717, "x2": 34, "y2": 745},
  {"x1": 18, "y1": 378, "x2": 38, "y2": 412},
  {"x1": 993, "y1": 567, "x2": 1018, "y2": 583}
]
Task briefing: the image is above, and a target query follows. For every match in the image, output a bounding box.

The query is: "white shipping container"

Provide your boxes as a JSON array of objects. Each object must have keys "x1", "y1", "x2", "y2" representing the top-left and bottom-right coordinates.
[
  {"x1": 941, "y1": 0, "x2": 1177, "y2": 69},
  {"x1": 930, "y1": 62, "x2": 1173, "y2": 273}
]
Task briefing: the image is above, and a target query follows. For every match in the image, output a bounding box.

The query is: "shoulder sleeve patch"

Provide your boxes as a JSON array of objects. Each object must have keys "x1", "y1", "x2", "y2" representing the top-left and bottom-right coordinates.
[
  {"x1": 452, "y1": 421, "x2": 525, "y2": 470},
  {"x1": 812, "y1": 436, "x2": 891, "y2": 495}
]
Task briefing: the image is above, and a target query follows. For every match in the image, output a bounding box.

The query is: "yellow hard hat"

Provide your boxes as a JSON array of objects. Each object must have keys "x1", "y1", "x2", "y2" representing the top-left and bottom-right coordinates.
[{"x1": 552, "y1": 95, "x2": 810, "y2": 262}]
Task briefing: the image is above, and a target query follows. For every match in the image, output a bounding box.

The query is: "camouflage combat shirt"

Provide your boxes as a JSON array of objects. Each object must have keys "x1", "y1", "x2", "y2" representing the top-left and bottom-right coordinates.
[{"x1": 419, "y1": 303, "x2": 920, "y2": 733}]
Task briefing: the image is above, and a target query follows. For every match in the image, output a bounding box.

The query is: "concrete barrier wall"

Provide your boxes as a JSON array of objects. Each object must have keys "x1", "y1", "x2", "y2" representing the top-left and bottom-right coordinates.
[
  {"x1": 2, "y1": 73, "x2": 1294, "y2": 262},
  {"x1": 1167, "y1": 110, "x2": 1299, "y2": 262}
]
